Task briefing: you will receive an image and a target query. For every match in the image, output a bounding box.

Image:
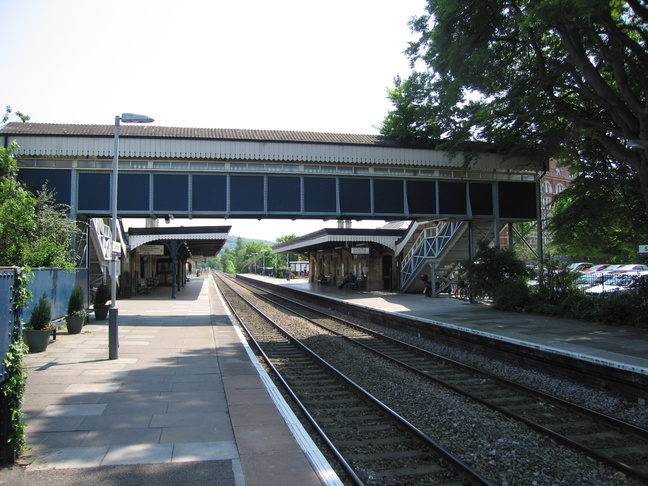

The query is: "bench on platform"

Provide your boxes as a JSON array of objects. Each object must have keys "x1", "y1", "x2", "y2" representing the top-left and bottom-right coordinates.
[
  {"x1": 138, "y1": 278, "x2": 152, "y2": 294},
  {"x1": 51, "y1": 318, "x2": 66, "y2": 341}
]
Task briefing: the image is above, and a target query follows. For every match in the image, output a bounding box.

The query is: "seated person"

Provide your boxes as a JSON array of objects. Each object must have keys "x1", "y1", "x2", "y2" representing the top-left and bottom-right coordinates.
[{"x1": 338, "y1": 272, "x2": 356, "y2": 289}]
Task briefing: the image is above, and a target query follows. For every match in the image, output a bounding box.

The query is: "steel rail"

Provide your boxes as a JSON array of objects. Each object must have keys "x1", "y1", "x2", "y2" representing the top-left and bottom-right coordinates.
[
  {"x1": 216, "y1": 273, "x2": 494, "y2": 486},
  {"x1": 237, "y1": 275, "x2": 648, "y2": 484}
]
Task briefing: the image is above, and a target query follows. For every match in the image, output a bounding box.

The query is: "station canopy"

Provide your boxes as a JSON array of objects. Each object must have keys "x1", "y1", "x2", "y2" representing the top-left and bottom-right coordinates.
[
  {"x1": 273, "y1": 227, "x2": 408, "y2": 255},
  {"x1": 127, "y1": 226, "x2": 231, "y2": 260}
]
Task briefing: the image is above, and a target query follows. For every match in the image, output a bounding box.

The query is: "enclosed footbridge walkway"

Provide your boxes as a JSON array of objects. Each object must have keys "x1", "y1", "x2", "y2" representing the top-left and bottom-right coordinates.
[{"x1": 1, "y1": 123, "x2": 543, "y2": 288}]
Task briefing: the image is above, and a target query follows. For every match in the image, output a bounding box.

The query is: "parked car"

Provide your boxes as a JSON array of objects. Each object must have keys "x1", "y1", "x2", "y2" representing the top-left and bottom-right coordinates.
[
  {"x1": 568, "y1": 262, "x2": 595, "y2": 272},
  {"x1": 612, "y1": 264, "x2": 648, "y2": 273},
  {"x1": 584, "y1": 271, "x2": 648, "y2": 296},
  {"x1": 575, "y1": 273, "x2": 609, "y2": 291},
  {"x1": 581, "y1": 264, "x2": 611, "y2": 273},
  {"x1": 598, "y1": 264, "x2": 625, "y2": 274}
]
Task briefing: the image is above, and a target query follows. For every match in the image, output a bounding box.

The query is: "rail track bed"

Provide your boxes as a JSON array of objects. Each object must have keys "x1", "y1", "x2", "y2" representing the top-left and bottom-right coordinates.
[
  {"x1": 215, "y1": 273, "x2": 648, "y2": 485},
  {"x1": 216, "y1": 273, "x2": 489, "y2": 485}
]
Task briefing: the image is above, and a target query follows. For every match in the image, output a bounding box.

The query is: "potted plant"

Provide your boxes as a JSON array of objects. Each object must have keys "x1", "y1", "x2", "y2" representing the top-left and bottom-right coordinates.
[
  {"x1": 66, "y1": 285, "x2": 87, "y2": 334},
  {"x1": 24, "y1": 293, "x2": 53, "y2": 353},
  {"x1": 93, "y1": 282, "x2": 110, "y2": 321}
]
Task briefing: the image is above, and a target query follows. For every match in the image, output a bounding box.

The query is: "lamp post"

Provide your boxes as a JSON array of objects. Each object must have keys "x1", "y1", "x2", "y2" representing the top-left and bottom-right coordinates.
[
  {"x1": 250, "y1": 253, "x2": 257, "y2": 274},
  {"x1": 110, "y1": 113, "x2": 154, "y2": 360},
  {"x1": 260, "y1": 250, "x2": 267, "y2": 276}
]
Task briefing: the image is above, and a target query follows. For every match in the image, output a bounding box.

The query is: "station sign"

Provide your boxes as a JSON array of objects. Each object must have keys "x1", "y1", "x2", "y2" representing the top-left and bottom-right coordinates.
[
  {"x1": 139, "y1": 244, "x2": 165, "y2": 255},
  {"x1": 111, "y1": 241, "x2": 121, "y2": 257},
  {"x1": 640, "y1": 244, "x2": 648, "y2": 256},
  {"x1": 351, "y1": 247, "x2": 370, "y2": 254}
]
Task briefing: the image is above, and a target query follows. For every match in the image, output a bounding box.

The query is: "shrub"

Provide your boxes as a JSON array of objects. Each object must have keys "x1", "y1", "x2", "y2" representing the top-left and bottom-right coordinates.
[
  {"x1": 463, "y1": 241, "x2": 528, "y2": 299},
  {"x1": 27, "y1": 294, "x2": 52, "y2": 330},
  {"x1": 493, "y1": 279, "x2": 530, "y2": 311},
  {"x1": 93, "y1": 282, "x2": 110, "y2": 308},
  {"x1": 559, "y1": 294, "x2": 597, "y2": 320},
  {"x1": 595, "y1": 293, "x2": 636, "y2": 326},
  {"x1": 67, "y1": 285, "x2": 85, "y2": 316},
  {"x1": 525, "y1": 301, "x2": 561, "y2": 316},
  {"x1": 535, "y1": 258, "x2": 579, "y2": 305}
]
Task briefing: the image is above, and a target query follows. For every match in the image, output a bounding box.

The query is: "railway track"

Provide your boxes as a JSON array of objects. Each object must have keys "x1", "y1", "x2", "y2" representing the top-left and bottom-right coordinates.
[
  {"x1": 215, "y1": 273, "x2": 492, "y2": 486},
  {"x1": 223, "y1": 273, "x2": 648, "y2": 484}
]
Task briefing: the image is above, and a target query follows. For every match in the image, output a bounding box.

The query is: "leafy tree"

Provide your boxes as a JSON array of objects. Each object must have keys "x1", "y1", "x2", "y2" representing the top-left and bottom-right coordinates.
[
  {"x1": 240, "y1": 241, "x2": 275, "y2": 274},
  {"x1": 0, "y1": 142, "x2": 79, "y2": 267},
  {"x1": 548, "y1": 151, "x2": 648, "y2": 262},
  {"x1": 382, "y1": 1, "x2": 648, "y2": 213}
]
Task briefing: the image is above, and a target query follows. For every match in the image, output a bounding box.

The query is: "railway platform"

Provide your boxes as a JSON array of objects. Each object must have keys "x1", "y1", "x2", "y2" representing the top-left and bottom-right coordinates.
[
  {"x1": 252, "y1": 274, "x2": 648, "y2": 375},
  {"x1": 0, "y1": 274, "x2": 341, "y2": 486}
]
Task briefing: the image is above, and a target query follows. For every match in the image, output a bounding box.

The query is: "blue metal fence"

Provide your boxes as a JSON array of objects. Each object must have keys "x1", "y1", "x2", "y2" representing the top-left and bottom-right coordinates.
[
  {"x1": 21, "y1": 269, "x2": 89, "y2": 324},
  {"x1": 1, "y1": 268, "x2": 89, "y2": 382}
]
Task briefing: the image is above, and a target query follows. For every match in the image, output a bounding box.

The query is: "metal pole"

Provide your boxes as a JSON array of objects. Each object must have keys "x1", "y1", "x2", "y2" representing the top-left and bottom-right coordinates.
[{"x1": 109, "y1": 115, "x2": 120, "y2": 359}]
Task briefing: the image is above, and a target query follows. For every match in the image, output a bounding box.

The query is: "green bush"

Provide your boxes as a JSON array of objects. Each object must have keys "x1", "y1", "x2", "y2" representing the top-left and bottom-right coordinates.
[
  {"x1": 595, "y1": 293, "x2": 638, "y2": 326},
  {"x1": 535, "y1": 259, "x2": 579, "y2": 305},
  {"x1": 526, "y1": 302, "x2": 561, "y2": 315},
  {"x1": 493, "y1": 279, "x2": 530, "y2": 311},
  {"x1": 93, "y1": 282, "x2": 110, "y2": 308},
  {"x1": 559, "y1": 294, "x2": 597, "y2": 320},
  {"x1": 463, "y1": 241, "x2": 528, "y2": 299},
  {"x1": 67, "y1": 285, "x2": 85, "y2": 315},
  {"x1": 27, "y1": 294, "x2": 51, "y2": 330}
]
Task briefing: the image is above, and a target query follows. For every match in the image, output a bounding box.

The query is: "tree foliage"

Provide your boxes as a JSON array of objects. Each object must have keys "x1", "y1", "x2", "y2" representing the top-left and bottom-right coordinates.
[
  {"x1": 463, "y1": 240, "x2": 529, "y2": 298},
  {"x1": 0, "y1": 142, "x2": 79, "y2": 267},
  {"x1": 382, "y1": 1, "x2": 648, "y2": 211},
  {"x1": 208, "y1": 233, "x2": 308, "y2": 276},
  {"x1": 547, "y1": 148, "x2": 648, "y2": 261}
]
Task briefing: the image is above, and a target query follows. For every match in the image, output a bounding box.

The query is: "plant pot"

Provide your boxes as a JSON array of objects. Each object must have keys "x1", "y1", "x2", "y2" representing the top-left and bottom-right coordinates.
[
  {"x1": 94, "y1": 306, "x2": 109, "y2": 321},
  {"x1": 66, "y1": 315, "x2": 85, "y2": 334},
  {"x1": 24, "y1": 329, "x2": 51, "y2": 353}
]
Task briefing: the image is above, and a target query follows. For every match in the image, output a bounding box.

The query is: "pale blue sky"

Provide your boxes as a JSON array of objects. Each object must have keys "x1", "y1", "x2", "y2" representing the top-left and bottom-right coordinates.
[{"x1": 1, "y1": 0, "x2": 426, "y2": 239}]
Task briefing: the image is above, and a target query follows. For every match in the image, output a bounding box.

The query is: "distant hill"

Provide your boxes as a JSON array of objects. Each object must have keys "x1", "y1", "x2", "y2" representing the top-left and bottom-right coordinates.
[{"x1": 222, "y1": 235, "x2": 275, "y2": 251}]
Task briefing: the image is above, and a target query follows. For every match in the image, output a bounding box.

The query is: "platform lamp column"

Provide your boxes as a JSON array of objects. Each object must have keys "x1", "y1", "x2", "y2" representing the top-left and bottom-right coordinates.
[
  {"x1": 260, "y1": 250, "x2": 267, "y2": 276},
  {"x1": 110, "y1": 113, "x2": 154, "y2": 360}
]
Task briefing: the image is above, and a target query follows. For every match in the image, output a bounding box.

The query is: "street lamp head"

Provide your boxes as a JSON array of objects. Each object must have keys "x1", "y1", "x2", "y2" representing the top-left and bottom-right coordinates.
[{"x1": 120, "y1": 113, "x2": 154, "y2": 123}]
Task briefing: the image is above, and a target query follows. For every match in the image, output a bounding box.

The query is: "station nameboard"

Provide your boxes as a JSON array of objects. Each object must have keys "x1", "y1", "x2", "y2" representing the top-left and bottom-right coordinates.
[
  {"x1": 351, "y1": 247, "x2": 370, "y2": 254},
  {"x1": 139, "y1": 244, "x2": 165, "y2": 255}
]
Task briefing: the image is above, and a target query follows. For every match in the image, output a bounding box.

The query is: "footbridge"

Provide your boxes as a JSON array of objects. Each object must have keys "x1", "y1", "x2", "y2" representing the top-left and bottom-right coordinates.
[{"x1": 1, "y1": 123, "x2": 543, "y2": 292}]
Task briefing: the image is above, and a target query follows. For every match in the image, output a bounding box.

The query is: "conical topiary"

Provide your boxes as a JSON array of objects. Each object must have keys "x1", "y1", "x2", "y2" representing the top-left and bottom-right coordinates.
[
  {"x1": 28, "y1": 294, "x2": 52, "y2": 331},
  {"x1": 67, "y1": 285, "x2": 85, "y2": 316},
  {"x1": 93, "y1": 282, "x2": 110, "y2": 308}
]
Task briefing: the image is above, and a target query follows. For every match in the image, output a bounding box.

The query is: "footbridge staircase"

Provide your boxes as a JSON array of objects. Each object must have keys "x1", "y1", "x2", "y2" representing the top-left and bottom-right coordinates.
[{"x1": 398, "y1": 220, "x2": 496, "y2": 294}]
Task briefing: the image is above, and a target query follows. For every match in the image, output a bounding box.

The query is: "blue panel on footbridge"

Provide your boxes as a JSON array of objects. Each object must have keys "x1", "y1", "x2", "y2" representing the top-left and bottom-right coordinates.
[{"x1": 17, "y1": 168, "x2": 538, "y2": 221}]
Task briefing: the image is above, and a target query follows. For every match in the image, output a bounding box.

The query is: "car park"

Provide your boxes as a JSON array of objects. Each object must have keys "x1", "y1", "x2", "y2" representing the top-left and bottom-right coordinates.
[{"x1": 584, "y1": 271, "x2": 648, "y2": 296}]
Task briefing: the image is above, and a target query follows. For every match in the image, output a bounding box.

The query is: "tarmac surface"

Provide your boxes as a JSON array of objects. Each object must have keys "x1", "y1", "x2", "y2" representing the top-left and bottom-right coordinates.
[{"x1": 1, "y1": 272, "x2": 647, "y2": 485}]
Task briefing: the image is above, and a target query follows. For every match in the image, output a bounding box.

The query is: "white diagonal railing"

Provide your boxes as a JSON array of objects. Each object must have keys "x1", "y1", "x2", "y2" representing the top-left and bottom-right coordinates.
[{"x1": 400, "y1": 221, "x2": 465, "y2": 290}]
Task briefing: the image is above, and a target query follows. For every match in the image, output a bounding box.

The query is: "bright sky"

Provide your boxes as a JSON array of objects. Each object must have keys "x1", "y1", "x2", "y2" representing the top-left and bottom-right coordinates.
[{"x1": 1, "y1": 0, "x2": 426, "y2": 240}]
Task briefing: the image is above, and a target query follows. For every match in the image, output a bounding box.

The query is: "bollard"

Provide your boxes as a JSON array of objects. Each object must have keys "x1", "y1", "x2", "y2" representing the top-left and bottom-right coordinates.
[{"x1": 109, "y1": 307, "x2": 119, "y2": 359}]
